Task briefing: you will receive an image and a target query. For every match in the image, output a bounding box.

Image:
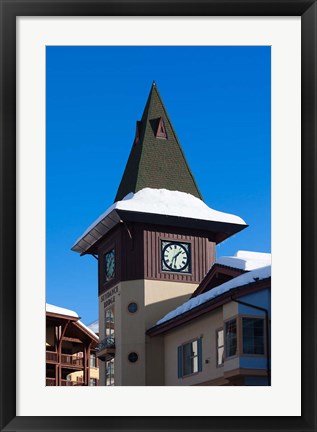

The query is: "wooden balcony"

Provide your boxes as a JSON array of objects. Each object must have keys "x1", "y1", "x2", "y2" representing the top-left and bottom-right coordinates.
[
  {"x1": 46, "y1": 378, "x2": 85, "y2": 386},
  {"x1": 46, "y1": 351, "x2": 58, "y2": 363},
  {"x1": 46, "y1": 377, "x2": 56, "y2": 386},
  {"x1": 61, "y1": 354, "x2": 84, "y2": 368},
  {"x1": 61, "y1": 379, "x2": 84, "y2": 386},
  {"x1": 46, "y1": 351, "x2": 84, "y2": 368}
]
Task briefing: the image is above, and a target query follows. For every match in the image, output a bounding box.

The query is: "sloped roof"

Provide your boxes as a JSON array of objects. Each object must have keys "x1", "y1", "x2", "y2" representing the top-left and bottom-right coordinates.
[
  {"x1": 217, "y1": 250, "x2": 271, "y2": 271},
  {"x1": 88, "y1": 320, "x2": 99, "y2": 334},
  {"x1": 71, "y1": 188, "x2": 247, "y2": 254},
  {"x1": 149, "y1": 265, "x2": 271, "y2": 326},
  {"x1": 46, "y1": 303, "x2": 79, "y2": 318},
  {"x1": 114, "y1": 82, "x2": 203, "y2": 202},
  {"x1": 190, "y1": 250, "x2": 271, "y2": 298}
]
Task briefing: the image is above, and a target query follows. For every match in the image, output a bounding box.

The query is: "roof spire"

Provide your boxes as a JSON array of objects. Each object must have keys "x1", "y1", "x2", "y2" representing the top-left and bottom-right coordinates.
[{"x1": 114, "y1": 83, "x2": 203, "y2": 202}]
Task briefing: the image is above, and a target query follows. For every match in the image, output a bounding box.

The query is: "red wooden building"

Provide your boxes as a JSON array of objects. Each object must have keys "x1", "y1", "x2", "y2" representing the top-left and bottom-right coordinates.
[{"x1": 46, "y1": 304, "x2": 99, "y2": 386}]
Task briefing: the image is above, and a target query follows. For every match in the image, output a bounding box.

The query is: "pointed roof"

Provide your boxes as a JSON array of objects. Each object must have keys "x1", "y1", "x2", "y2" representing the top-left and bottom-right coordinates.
[{"x1": 114, "y1": 82, "x2": 203, "y2": 202}]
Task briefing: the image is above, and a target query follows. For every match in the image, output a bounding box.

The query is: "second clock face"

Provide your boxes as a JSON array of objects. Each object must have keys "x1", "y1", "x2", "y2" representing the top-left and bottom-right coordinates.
[
  {"x1": 161, "y1": 241, "x2": 191, "y2": 273},
  {"x1": 104, "y1": 249, "x2": 115, "y2": 282}
]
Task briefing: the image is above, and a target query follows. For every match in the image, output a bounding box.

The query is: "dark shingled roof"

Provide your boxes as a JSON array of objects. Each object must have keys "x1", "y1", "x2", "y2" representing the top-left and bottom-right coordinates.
[{"x1": 114, "y1": 83, "x2": 203, "y2": 202}]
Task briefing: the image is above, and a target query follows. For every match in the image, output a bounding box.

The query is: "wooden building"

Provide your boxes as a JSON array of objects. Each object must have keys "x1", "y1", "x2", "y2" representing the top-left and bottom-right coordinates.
[{"x1": 46, "y1": 304, "x2": 99, "y2": 386}]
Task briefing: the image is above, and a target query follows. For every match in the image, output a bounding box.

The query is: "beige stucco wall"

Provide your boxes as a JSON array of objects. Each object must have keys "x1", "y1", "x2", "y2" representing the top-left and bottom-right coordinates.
[
  {"x1": 164, "y1": 309, "x2": 224, "y2": 386},
  {"x1": 98, "y1": 279, "x2": 197, "y2": 386},
  {"x1": 163, "y1": 301, "x2": 240, "y2": 386}
]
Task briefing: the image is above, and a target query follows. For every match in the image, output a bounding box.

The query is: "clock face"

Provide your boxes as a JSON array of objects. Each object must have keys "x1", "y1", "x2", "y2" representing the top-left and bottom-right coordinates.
[
  {"x1": 104, "y1": 249, "x2": 115, "y2": 282},
  {"x1": 161, "y1": 241, "x2": 191, "y2": 273}
]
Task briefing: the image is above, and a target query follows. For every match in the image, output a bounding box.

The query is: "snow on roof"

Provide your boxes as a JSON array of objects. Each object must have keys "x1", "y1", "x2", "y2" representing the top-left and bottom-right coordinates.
[
  {"x1": 217, "y1": 250, "x2": 271, "y2": 271},
  {"x1": 46, "y1": 303, "x2": 79, "y2": 318},
  {"x1": 46, "y1": 304, "x2": 98, "y2": 340},
  {"x1": 73, "y1": 188, "x2": 246, "y2": 247},
  {"x1": 156, "y1": 265, "x2": 271, "y2": 326},
  {"x1": 88, "y1": 320, "x2": 99, "y2": 334},
  {"x1": 77, "y1": 320, "x2": 99, "y2": 340}
]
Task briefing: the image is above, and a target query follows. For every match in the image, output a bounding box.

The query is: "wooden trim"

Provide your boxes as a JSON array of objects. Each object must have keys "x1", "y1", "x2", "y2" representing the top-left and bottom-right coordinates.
[
  {"x1": 190, "y1": 264, "x2": 246, "y2": 298},
  {"x1": 73, "y1": 321, "x2": 99, "y2": 343},
  {"x1": 57, "y1": 320, "x2": 70, "y2": 385},
  {"x1": 62, "y1": 337, "x2": 82, "y2": 344},
  {"x1": 46, "y1": 312, "x2": 79, "y2": 322},
  {"x1": 224, "y1": 368, "x2": 268, "y2": 379}
]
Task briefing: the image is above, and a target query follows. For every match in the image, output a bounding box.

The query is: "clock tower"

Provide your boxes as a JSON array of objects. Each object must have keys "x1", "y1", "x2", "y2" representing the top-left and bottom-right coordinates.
[{"x1": 72, "y1": 83, "x2": 247, "y2": 385}]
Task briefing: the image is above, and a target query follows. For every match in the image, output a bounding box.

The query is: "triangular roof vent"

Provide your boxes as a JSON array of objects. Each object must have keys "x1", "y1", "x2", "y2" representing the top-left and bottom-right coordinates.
[{"x1": 156, "y1": 117, "x2": 168, "y2": 139}]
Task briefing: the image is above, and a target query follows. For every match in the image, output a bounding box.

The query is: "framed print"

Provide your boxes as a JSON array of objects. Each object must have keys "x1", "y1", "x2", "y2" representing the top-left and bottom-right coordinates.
[{"x1": 0, "y1": 1, "x2": 316, "y2": 432}]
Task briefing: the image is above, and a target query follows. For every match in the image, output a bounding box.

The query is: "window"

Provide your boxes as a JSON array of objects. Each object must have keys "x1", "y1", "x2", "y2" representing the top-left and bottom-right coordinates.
[
  {"x1": 128, "y1": 352, "x2": 138, "y2": 363},
  {"x1": 178, "y1": 338, "x2": 202, "y2": 378},
  {"x1": 128, "y1": 302, "x2": 138, "y2": 313},
  {"x1": 216, "y1": 328, "x2": 224, "y2": 366},
  {"x1": 105, "y1": 307, "x2": 115, "y2": 339},
  {"x1": 242, "y1": 318, "x2": 265, "y2": 355},
  {"x1": 90, "y1": 353, "x2": 96, "y2": 368},
  {"x1": 104, "y1": 248, "x2": 115, "y2": 282},
  {"x1": 225, "y1": 319, "x2": 237, "y2": 358},
  {"x1": 106, "y1": 358, "x2": 115, "y2": 386}
]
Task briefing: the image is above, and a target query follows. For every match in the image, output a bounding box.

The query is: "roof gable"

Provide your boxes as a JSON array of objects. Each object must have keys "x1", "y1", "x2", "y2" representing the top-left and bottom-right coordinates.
[
  {"x1": 190, "y1": 263, "x2": 246, "y2": 298},
  {"x1": 114, "y1": 82, "x2": 203, "y2": 202}
]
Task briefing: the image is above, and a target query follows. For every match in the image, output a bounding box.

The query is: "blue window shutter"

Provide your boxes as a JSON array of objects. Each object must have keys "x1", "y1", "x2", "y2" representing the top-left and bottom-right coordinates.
[
  {"x1": 177, "y1": 346, "x2": 183, "y2": 378},
  {"x1": 198, "y1": 337, "x2": 203, "y2": 372}
]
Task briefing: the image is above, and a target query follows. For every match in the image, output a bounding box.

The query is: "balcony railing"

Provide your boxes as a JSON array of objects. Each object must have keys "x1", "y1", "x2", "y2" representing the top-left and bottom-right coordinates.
[
  {"x1": 46, "y1": 377, "x2": 56, "y2": 386},
  {"x1": 61, "y1": 379, "x2": 84, "y2": 386},
  {"x1": 46, "y1": 351, "x2": 58, "y2": 362},
  {"x1": 96, "y1": 336, "x2": 115, "y2": 352},
  {"x1": 46, "y1": 351, "x2": 84, "y2": 367},
  {"x1": 61, "y1": 354, "x2": 84, "y2": 367}
]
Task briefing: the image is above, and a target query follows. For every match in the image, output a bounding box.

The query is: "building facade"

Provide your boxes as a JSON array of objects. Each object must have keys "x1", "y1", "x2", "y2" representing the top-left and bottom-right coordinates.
[
  {"x1": 46, "y1": 304, "x2": 99, "y2": 386},
  {"x1": 71, "y1": 83, "x2": 270, "y2": 386},
  {"x1": 147, "y1": 252, "x2": 271, "y2": 386}
]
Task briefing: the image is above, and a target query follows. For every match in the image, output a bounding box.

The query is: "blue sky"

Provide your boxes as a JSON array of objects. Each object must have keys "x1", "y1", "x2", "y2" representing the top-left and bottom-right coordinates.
[{"x1": 46, "y1": 46, "x2": 271, "y2": 325}]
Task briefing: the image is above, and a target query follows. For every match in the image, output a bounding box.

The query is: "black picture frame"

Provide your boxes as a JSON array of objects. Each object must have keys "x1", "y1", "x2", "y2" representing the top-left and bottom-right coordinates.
[{"x1": 0, "y1": 1, "x2": 316, "y2": 431}]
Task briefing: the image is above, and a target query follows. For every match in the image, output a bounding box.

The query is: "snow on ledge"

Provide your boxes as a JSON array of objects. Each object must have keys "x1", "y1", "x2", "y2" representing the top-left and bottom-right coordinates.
[
  {"x1": 74, "y1": 188, "x2": 246, "y2": 246},
  {"x1": 156, "y1": 265, "x2": 271, "y2": 326},
  {"x1": 217, "y1": 250, "x2": 271, "y2": 271},
  {"x1": 46, "y1": 303, "x2": 79, "y2": 318}
]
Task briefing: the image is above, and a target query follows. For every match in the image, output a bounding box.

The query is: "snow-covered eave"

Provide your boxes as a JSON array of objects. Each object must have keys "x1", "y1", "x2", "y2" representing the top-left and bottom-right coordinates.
[
  {"x1": 147, "y1": 276, "x2": 271, "y2": 337},
  {"x1": 72, "y1": 208, "x2": 248, "y2": 255},
  {"x1": 46, "y1": 303, "x2": 79, "y2": 319},
  {"x1": 71, "y1": 188, "x2": 247, "y2": 255},
  {"x1": 75, "y1": 320, "x2": 99, "y2": 342}
]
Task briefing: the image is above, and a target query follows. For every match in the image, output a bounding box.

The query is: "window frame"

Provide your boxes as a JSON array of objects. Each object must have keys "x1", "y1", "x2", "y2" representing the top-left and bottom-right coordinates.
[
  {"x1": 240, "y1": 314, "x2": 267, "y2": 358},
  {"x1": 224, "y1": 317, "x2": 238, "y2": 359},
  {"x1": 216, "y1": 327, "x2": 224, "y2": 367},
  {"x1": 177, "y1": 337, "x2": 203, "y2": 378}
]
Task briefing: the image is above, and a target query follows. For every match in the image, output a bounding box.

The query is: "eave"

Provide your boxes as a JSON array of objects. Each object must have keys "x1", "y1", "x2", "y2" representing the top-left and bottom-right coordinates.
[
  {"x1": 190, "y1": 263, "x2": 247, "y2": 298},
  {"x1": 146, "y1": 277, "x2": 271, "y2": 337},
  {"x1": 71, "y1": 208, "x2": 248, "y2": 255}
]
